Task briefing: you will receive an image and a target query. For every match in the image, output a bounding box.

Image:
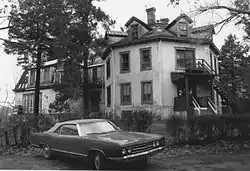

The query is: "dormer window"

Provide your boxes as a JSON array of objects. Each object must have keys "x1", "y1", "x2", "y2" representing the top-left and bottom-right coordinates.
[
  {"x1": 178, "y1": 22, "x2": 188, "y2": 37},
  {"x1": 131, "y1": 24, "x2": 139, "y2": 40}
]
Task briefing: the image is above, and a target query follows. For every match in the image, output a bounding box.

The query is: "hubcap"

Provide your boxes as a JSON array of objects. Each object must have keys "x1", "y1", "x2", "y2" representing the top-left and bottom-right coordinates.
[
  {"x1": 43, "y1": 145, "x2": 50, "y2": 158},
  {"x1": 94, "y1": 154, "x2": 100, "y2": 170}
]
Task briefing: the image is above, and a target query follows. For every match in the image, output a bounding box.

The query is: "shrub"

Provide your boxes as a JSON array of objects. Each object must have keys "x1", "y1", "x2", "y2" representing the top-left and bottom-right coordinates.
[
  {"x1": 131, "y1": 108, "x2": 155, "y2": 132},
  {"x1": 165, "y1": 115, "x2": 188, "y2": 141},
  {"x1": 166, "y1": 114, "x2": 250, "y2": 145}
]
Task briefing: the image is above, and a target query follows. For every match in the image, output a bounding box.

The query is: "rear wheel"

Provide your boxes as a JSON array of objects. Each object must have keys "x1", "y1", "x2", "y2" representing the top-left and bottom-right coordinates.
[
  {"x1": 42, "y1": 144, "x2": 53, "y2": 159},
  {"x1": 91, "y1": 152, "x2": 107, "y2": 170}
]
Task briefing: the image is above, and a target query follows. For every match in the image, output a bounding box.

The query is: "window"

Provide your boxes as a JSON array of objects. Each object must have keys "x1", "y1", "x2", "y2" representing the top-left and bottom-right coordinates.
[
  {"x1": 178, "y1": 22, "x2": 188, "y2": 37},
  {"x1": 30, "y1": 69, "x2": 36, "y2": 86},
  {"x1": 60, "y1": 124, "x2": 79, "y2": 136},
  {"x1": 93, "y1": 68, "x2": 97, "y2": 83},
  {"x1": 131, "y1": 24, "x2": 139, "y2": 40},
  {"x1": 120, "y1": 52, "x2": 130, "y2": 73},
  {"x1": 106, "y1": 59, "x2": 110, "y2": 79},
  {"x1": 141, "y1": 81, "x2": 153, "y2": 104},
  {"x1": 54, "y1": 71, "x2": 62, "y2": 84},
  {"x1": 107, "y1": 85, "x2": 111, "y2": 107},
  {"x1": 22, "y1": 93, "x2": 42, "y2": 114},
  {"x1": 176, "y1": 49, "x2": 195, "y2": 69},
  {"x1": 140, "y1": 48, "x2": 152, "y2": 70},
  {"x1": 120, "y1": 83, "x2": 131, "y2": 105},
  {"x1": 43, "y1": 67, "x2": 50, "y2": 83},
  {"x1": 78, "y1": 121, "x2": 119, "y2": 136}
]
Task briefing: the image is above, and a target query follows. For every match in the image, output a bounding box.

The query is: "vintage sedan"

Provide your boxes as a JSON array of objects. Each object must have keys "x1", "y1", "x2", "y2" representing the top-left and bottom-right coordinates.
[{"x1": 31, "y1": 119, "x2": 165, "y2": 170}]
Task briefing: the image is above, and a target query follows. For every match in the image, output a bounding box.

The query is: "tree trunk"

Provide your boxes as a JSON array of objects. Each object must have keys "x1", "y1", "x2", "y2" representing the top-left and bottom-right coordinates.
[
  {"x1": 83, "y1": 46, "x2": 89, "y2": 118},
  {"x1": 34, "y1": 46, "x2": 42, "y2": 130}
]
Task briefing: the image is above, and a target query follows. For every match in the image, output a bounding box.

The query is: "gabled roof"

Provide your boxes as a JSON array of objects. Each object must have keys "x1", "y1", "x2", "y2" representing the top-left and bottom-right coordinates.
[
  {"x1": 13, "y1": 69, "x2": 28, "y2": 92},
  {"x1": 165, "y1": 13, "x2": 193, "y2": 30},
  {"x1": 191, "y1": 24, "x2": 215, "y2": 34},
  {"x1": 125, "y1": 16, "x2": 153, "y2": 31},
  {"x1": 104, "y1": 30, "x2": 128, "y2": 39},
  {"x1": 101, "y1": 13, "x2": 220, "y2": 60}
]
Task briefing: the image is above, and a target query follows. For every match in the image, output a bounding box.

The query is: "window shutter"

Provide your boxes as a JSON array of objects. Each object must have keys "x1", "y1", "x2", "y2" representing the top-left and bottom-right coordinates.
[
  {"x1": 139, "y1": 25, "x2": 143, "y2": 37},
  {"x1": 127, "y1": 28, "x2": 132, "y2": 41},
  {"x1": 40, "y1": 69, "x2": 44, "y2": 84}
]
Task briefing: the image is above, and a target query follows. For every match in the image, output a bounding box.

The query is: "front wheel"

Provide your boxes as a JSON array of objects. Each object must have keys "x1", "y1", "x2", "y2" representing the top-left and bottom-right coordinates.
[
  {"x1": 42, "y1": 144, "x2": 53, "y2": 159},
  {"x1": 92, "y1": 152, "x2": 107, "y2": 170}
]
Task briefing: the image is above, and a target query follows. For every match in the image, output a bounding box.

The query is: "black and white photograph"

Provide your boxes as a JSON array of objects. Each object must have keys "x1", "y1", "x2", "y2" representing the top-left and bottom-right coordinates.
[{"x1": 0, "y1": 0, "x2": 250, "y2": 170}]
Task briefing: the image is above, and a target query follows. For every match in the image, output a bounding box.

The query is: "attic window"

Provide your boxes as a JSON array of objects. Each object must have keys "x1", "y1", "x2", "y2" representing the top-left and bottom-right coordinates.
[
  {"x1": 131, "y1": 24, "x2": 139, "y2": 40},
  {"x1": 178, "y1": 22, "x2": 188, "y2": 37}
]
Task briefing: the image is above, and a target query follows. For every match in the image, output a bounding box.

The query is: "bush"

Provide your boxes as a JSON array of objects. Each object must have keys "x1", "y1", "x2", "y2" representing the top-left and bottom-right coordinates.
[
  {"x1": 166, "y1": 115, "x2": 187, "y2": 139},
  {"x1": 131, "y1": 109, "x2": 155, "y2": 132},
  {"x1": 166, "y1": 114, "x2": 250, "y2": 144}
]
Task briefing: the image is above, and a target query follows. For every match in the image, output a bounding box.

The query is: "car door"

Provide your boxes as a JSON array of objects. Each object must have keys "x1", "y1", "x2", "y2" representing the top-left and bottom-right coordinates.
[
  {"x1": 59, "y1": 124, "x2": 88, "y2": 158},
  {"x1": 49, "y1": 125, "x2": 64, "y2": 154}
]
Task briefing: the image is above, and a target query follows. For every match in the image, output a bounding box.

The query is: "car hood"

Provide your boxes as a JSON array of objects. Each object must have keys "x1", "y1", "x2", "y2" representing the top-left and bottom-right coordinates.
[{"x1": 85, "y1": 131, "x2": 161, "y2": 146}]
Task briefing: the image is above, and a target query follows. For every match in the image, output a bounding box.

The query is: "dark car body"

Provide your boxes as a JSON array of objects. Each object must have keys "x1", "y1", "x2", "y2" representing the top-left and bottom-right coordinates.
[{"x1": 31, "y1": 119, "x2": 165, "y2": 163}]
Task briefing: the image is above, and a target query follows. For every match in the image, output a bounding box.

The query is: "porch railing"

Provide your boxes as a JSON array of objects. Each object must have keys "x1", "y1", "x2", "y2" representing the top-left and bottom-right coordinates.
[
  {"x1": 208, "y1": 98, "x2": 221, "y2": 115},
  {"x1": 192, "y1": 96, "x2": 201, "y2": 115},
  {"x1": 196, "y1": 59, "x2": 216, "y2": 75}
]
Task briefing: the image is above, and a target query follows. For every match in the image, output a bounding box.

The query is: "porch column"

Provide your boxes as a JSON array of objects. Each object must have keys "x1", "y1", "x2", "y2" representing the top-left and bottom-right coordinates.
[{"x1": 185, "y1": 76, "x2": 189, "y2": 114}]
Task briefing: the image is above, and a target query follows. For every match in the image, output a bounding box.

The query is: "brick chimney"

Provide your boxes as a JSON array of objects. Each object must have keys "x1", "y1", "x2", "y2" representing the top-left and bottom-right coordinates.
[
  {"x1": 146, "y1": 7, "x2": 156, "y2": 25},
  {"x1": 160, "y1": 18, "x2": 169, "y2": 25}
]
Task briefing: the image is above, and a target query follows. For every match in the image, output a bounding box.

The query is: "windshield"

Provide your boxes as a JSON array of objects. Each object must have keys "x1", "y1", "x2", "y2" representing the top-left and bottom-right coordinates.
[{"x1": 78, "y1": 121, "x2": 119, "y2": 136}]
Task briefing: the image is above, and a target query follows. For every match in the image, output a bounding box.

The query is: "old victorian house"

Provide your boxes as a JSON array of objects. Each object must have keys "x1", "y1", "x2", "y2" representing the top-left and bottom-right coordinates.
[
  {"x1": 102, "y1": 7, "x2": 237, "y2": 118},
  {"x1": 13, "y1": 59, "x2": 105, "y2": 114}
]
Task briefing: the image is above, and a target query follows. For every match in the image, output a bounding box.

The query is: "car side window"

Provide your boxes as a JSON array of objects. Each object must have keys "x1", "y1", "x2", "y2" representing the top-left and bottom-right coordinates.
[
  {"x1": 54, "y1": 126, "x2": 62, "y2": 134},
  {"x1": 60, "y1": 124, "x2": 79, "y2": 136}
]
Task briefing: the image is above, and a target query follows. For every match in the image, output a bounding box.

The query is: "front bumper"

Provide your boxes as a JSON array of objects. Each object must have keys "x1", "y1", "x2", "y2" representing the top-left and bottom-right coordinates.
[{"x1": 107, "y1": 146, "x2": 165, "y2": 162}]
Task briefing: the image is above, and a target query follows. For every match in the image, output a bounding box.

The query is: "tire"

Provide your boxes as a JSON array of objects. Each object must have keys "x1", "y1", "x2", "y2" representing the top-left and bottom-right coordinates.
[
  {"x1": 91, "y1": 152, "x2": 107, "y2": 170},
  {"x1": 42, "y1": 144, "x2": 53, "y2": 159}
]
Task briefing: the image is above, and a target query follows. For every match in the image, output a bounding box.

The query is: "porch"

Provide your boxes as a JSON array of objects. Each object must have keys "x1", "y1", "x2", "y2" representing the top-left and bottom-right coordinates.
[{"x1": 171, "y1": 66, "x2": 219, "y2": 116}]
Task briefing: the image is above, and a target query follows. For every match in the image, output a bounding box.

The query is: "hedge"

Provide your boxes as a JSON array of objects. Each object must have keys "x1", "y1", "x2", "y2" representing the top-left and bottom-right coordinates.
[{"x1": 166, "y1": 114, "x2": 250, "y2": 144}]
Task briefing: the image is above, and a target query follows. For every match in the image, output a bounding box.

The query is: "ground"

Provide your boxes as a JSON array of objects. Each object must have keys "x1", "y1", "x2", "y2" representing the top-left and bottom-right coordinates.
[{"x1": 1, "y1": 149, "x2": 250, "y2": 170}]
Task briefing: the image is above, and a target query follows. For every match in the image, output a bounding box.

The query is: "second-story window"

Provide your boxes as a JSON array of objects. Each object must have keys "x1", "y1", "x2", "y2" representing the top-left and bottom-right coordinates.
[
  {"x1": 106, "y1": 59, "x2": 110, "y2": 79},
  {"x1": 176, "y1": 49, "x2": 195, "y2": 69},
  {"x1": 30, "y1": 69, "x2": 35, "y2": 86},
  {"x1": 120, "y1": 52, "x2": 130, "y2": 73},
  {"x1": 120, "y1": 83, "x2": 131, "y2": 105},
  {"x1": 178, "y1": 22, "x2": 188, "y2": 37},
  {"x1": 140, "y1": 48, "x2": 152, "y2": 71},
  {"x1": 107, "y1": 85, "x2": 111, "y2": 107},
  {"x1": 131, "y1": 24, "x2": 139, "y2": 40},
  {"x1": 44, "y1": 68, "x2": 50, "y2": 83},
  {"x1": 141, "y1": 81, "x2": 153, "y2": 104},
  {"x1": 93, "y1": 68, "x2": 97, "y2": 83}
]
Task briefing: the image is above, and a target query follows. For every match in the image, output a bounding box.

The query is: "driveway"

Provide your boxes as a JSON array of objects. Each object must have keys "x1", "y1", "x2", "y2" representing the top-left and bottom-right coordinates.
[{"x1": 1, "y1": 149, "x2": 250, "y2": 170}]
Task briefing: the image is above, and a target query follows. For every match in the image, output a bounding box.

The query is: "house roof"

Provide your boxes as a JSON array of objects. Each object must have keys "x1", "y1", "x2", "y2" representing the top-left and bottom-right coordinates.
[
  {"x1": 105, "y1": 30, "x2": 128, "y2": 38},
  {"x1": 165, "y1": 13, "x2": 193, "y2": 30},
  {"x1": 13, "y1": 62, "x2": 105, "y2": 93},
  {"x1": 191, "y1": 24, "x2": 215, "y2": 34},
  {"x1": 13, "y1": 69, "x2": 28, "y2": 92},
  {"x1": 101, "y1": 26, "x2": 220, "y2": 59},
  {"x1": 125, "y1": 16, "x2": 153, "y2": 31}
]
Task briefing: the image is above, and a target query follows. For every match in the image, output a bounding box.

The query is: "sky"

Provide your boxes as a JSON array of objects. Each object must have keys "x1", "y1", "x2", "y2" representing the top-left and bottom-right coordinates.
[{"x1": 0, "y1": 0, "x2": 246, "y2": 104}]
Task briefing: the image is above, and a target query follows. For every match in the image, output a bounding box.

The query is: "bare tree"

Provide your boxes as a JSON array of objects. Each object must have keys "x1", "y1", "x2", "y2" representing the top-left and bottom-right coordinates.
[{"x1": 170, "y1": 0, "x2": 250, "y2": 33}]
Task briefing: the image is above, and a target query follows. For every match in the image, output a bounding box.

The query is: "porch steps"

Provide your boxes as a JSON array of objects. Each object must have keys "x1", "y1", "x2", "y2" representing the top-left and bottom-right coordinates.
[{"x1": 196, "y1": 59, "x2": 240, "y2": 113}]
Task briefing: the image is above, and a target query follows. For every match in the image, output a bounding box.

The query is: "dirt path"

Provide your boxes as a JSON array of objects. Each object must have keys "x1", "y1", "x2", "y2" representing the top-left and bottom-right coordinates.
[{"x1": 1, "y1": 150, "x2": 250, "y2": 170}]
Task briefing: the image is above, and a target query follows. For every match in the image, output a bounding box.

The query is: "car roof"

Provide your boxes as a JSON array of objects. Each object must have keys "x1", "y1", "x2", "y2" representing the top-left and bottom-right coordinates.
[
  {"x1": 46, "y1": 119, "x2": 108, "y2": 133},
  {"x1": 59, "y1": 119, "x2": 107, "y2": 125}
]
